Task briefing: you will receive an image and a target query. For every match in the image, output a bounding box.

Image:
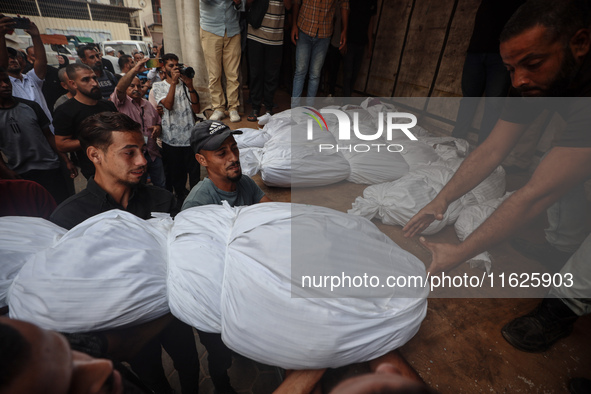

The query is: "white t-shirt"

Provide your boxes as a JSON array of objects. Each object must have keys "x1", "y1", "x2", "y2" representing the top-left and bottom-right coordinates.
[
  {"x1": 151, "y1": 80, "x2": 195, "y2": 147},
  {"x1": 10, "y1": 69, "x2": 54, "y2": 133}
]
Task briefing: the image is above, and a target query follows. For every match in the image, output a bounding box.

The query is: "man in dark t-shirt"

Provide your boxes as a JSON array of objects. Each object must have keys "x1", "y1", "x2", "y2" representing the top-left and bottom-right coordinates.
[
  {"x1": 50, "y1": 112, "x2": 198, "y2": 394},
  {"x1": 0, "y1": 69, "x2": 75, "y2": 204},
  {"x1": 403, "y1": 0, "x2": 591, "y2": 355},
  {"x1": 53, "y1": 63, "x2": 117, "y2": 179}
]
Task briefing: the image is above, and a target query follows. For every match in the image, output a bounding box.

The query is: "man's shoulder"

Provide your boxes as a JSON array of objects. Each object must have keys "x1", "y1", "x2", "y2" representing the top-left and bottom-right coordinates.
[
  {"x1": 181, "y1": 179, "x2": 219, "y2": 210},
  {"x1": 49, "y1": 189, "x2": 97, "y2": 229},
  {"x1": 12, "y1": 97, "x2": 41, "y2": 112}
]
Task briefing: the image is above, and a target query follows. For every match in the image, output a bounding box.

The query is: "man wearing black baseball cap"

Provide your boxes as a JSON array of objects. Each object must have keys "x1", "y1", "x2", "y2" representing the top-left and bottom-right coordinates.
[
  {"x1": 181, "y1": 120, "x2": 271, "y2": 393},
  {"x1": 182, "y1": 120, "x2": 272, "y2": 210}
]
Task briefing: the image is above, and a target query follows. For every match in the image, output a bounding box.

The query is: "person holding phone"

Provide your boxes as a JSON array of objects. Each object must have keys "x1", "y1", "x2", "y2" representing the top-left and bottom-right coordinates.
[{"x1": 0, "y1": 15, "x2": 54, "y2": 132}]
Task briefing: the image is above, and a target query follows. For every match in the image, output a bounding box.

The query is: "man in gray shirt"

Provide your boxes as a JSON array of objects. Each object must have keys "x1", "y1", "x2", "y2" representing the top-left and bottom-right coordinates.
[
  {"x1": 182, "y1": 120, "x2": 271, "y2": 210},
  {"x1": 181, "y1": 119, "x2": 271, "y2": 393}
]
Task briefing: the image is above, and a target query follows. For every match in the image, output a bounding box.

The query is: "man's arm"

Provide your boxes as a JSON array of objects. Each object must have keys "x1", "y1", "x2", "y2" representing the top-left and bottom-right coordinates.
[
  {"x1": 159, "y1": 68, "x2": 180, "y2": 111},
  {"x1": 291, "y1": 0, "x2": 300, "y2": 45},
  {"x1": 339, "y1": 1, "x2": 349, "y2": 51},
  {"x1": 0, "y1": 16, "x2": 14, "y2": 69},
  {"x1": 403, "y1": 119, "x2": 527, "y2": 237},
  {"x1": 180, "y1": 74, "x2": 200, "y2": 114},
  {"x1": 421, "y1": 146, "x2": 591, "y2": 274},
  {"x1": 55, "y1": 134, "x2": 81, "y2": 153},
  {"x1": 0, "y1": 154, "x2": 20, "y2": 179},
  {"x1": 27, "y1": 22, "x2": 47, "y2": 80},
  {"x1": 41, "y1": 126, "x2": 78, "y2": 178},
  {"x1": 260, "y1": 195, "x2": 273, "y2": 203},
  {"x1": 113, "y1": 57, "x2": 149, "y2": 103}
]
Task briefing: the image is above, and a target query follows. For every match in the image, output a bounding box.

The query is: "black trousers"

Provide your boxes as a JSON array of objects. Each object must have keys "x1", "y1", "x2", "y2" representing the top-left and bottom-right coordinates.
[
  {"x1": 342, "y1": 42, "x2": 366, "y2": 97},
  {"x1": 20, "y1": 167, "x2": 70, "y2": 205},
  {"x1": 130, "y1": 318, "x2": 200, "y2": 394},
  {"x1": 196, "y1": 330, "x2": 233, "y2": 388},
  {"x1": 161, "y1": 143, "x2": 200, "y2": 198},
  {"x1": 247, "y1": 39, "x2": 283, "y2": 111}
]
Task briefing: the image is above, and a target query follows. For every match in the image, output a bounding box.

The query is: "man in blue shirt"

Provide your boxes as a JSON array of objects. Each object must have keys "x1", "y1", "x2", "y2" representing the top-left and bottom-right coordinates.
[{"x1": 199, "y1": 0, "x2": 244, "y2": 123}]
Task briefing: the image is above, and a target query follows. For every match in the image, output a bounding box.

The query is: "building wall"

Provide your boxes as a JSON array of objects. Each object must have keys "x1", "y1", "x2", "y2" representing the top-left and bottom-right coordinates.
[{"x1": 3, "y1": 14, "x2": 131, "y2": 41}]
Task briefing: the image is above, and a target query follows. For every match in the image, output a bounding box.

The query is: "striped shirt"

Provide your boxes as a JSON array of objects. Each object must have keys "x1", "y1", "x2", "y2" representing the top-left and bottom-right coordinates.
[
  {"x1": 297, "y1": 0, "x2": 349, "y2": 39},
  {"x1": 247, "y1": 0, "x2": 286, "y2": 45}
]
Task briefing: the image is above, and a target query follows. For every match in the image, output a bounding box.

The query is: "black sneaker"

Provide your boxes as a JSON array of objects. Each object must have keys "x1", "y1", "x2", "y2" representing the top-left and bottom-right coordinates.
[
  {"x1": 501, "y1": 298, "x2": 578, "y2": 352},
  {"x1": 510, "y1": 238, "x2": 573, "y2": 271},
  {"x1": 247, "y1": 109, "x2": 259, "y2": 122}
]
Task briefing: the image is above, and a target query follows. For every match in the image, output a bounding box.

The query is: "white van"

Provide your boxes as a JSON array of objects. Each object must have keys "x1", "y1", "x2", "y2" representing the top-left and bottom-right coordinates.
[{"x1": 100, "y1": 40, "x2": 149, "y2": 57}]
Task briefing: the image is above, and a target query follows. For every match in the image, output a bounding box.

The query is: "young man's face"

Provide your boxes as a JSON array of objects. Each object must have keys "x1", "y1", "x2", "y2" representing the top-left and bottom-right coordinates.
[
  {"x1": 163, "y1": 59, "x2": 178, "y2": 79},
  {"x1": 133, "y1": 53, "x2": 144, "y2": 63},
  {"x1": 198, "y1": 136, "x2": 242, "y2": 183},
  {"x1": 126, "y1": 77, "x2": 143, "y2": 100},
  {"x1": 0, "y1": 72, "x2": 12, "y2": 100},
  {"x1": 500, "y1": 25, "x2": 581, "y2": 97},
  {"x1": 71, "y1": 68, "x2": 101, "y2": 100},
  {"x1": 82, "y1": 49, "x2": 103, "y2": 70},
  {"x1": 94, "y1": 131, "x2": 147, "y2": 187}
]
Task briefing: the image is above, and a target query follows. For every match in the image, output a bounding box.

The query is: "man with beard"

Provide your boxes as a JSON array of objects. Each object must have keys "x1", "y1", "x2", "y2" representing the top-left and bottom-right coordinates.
[
  {"x1": 179, "y1": 120, "x2": 270, "y2": 394},
  {"x1": 50, "y1": 112, "x2": 200, "y2": 394},
  {"x1": 111, "y1": 57, "x2": 165, "y2": 189},
  {"x1": 182, "y1": 120, "x2": 271, "y2": 210},
  {"x1": 403, "y1": 0, "x2": 591, "y2": 356},
  {"x1": 0, "y1": 316, "x2": 169, "y2": 394},
  {"x1": 53, "y1": 63, "x2": 117, "y2": 179},
  {"x1": 77, "y1": 44, "x2": 118, "y2": 100},
  {"x1": 0, "y1": 68, "x2": 75, "y2": 204}
]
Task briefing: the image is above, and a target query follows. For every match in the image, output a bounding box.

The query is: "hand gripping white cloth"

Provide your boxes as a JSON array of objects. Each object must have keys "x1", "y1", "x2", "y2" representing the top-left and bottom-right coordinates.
[
  {"x1": 8, "y1": 210, "x2": 171, "y2": 332},
  {"x1": 169, "y1": 202, "x2": 428, "y2": 369},
  {"x1": 454, "y1": 192, "x2": 514, "y2": 272},
  {"x1": 349, "y1": 159, "x2": 506, "y2": 235},
  {"x1": 0, "y1": 217, "x2": 66, "y2": 308}
]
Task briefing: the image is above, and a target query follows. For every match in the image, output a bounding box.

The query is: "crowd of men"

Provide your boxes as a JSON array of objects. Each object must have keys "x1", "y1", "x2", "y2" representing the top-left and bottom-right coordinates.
[{"x1": 1, "y1": 0, "x2": 591, "y2": 393}]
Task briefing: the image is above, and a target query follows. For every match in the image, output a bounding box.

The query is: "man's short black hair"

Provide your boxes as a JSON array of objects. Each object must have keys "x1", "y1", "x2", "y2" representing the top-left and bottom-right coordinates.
[
  {"x1": 0, "y1": 322, "x2": 31, "y2": 391},
  {"x1": 161, "y1": 53, "x2": 179, "y2": 65},
  {"x1": 76, "y1": 44, "x2": 96, "y2": 59},
  {"x1": 79, "y1": 112, "x2": 142, "y2": 152},
  {"x1": 118, "y1": 54, "x2": 133, "y2": 71},
  {"x1": 500, "y1": 0, "x2": 591, "y2": 45},
  {"x1": 65, "y1": 63, "x2": 93, "y2": 81}
]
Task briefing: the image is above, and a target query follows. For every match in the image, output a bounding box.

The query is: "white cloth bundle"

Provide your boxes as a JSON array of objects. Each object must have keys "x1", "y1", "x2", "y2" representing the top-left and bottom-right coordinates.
[
  {"x1": 349, "y1": 174, "x2": 464, "y2": 234},
  {"x1": 260, "y1": 121, "x2": 351, "y2": 187},
  {"x1": 169, "y1": 203, "x2": 428, "y2": 369},
  {"x1": 349, "y1": 158, "x2": 506, "y2": 235},
  {"x1": 8, "y1": 211, "x2": 171, "y2": 332},
  {"x1": 238, "y1": 147, "x2": 264, "y2": 177},
  {"x1": 4, "y1": 204, "x2": 428, "y2": 369},
  {"x1": 234, "y1": 128, "x2": 271, "y2": 149},
  {"x1": 454, "y1": 192, "x2": 514, "y2": 272},
  {"x1": 0, "y1": 217, "x2": 66, "y2": 308}
]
